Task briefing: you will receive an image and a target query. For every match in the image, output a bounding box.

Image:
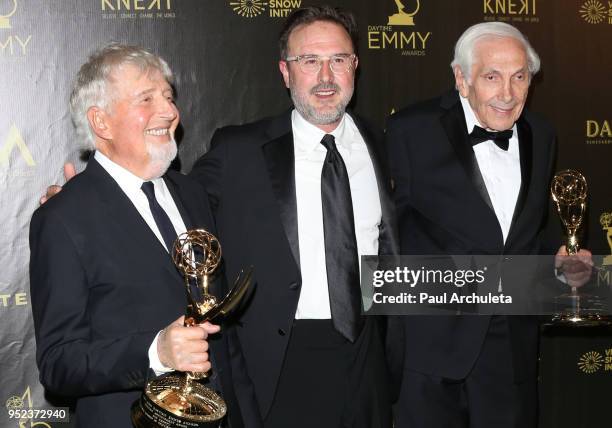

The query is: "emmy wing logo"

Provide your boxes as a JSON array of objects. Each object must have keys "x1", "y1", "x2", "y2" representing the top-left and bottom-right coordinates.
[
  {"x1": 367, "y1": 0, "x2": 431, "y2": 55},
  {"x1": 0, "y1": 0, "x2": 31, "y2": 56},
  {"x1": 0, "y1": 0, "x2": 17, "y2": 28},
  {"x1": 388, "y1": 0, "x2": 419, "y2": 26}
]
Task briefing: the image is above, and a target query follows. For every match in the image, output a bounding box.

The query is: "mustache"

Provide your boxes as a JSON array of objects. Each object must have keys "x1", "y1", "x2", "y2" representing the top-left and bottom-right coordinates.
[{"x1": 310, "y1": 82, "x2": 341, "y2": 94}]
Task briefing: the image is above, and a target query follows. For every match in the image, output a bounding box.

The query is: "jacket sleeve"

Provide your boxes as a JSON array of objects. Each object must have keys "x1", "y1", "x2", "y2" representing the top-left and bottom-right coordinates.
[{"x1": 29, "y1": 208, "x2": 156, "y2": 397}]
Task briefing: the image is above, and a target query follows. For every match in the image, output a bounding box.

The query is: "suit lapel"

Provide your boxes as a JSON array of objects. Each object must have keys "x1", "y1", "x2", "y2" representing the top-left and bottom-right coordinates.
[
  {"x1": 440, "y1": 93, "x2": 495, "y2": 213},
  {"x1": 506, "y1": 116, "x2": 533, "y2": 245},
  {"x1": 352, "y1": 114, "x2": 399, "y2": 256},
  {"x1": 86, "y1": 159, "x2": 183, "y2": 284},
  {"x1": 261, "y1": 114, "x2": 301, "y2": 269}
]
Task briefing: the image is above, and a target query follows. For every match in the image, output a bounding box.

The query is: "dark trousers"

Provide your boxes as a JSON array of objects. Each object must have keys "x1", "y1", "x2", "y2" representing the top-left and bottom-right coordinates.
[
  {"x1": 265, "y1": 319, "x2": 391, "y2": 428},
  {"x1": 393, "y1": 316, "x2": 537, "y2": 428}
]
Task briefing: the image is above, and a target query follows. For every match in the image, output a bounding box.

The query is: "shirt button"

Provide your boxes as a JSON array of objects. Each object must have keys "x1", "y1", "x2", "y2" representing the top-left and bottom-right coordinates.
[{"x1": 278, "y1": 328, "x2": 286, "y2": 336}]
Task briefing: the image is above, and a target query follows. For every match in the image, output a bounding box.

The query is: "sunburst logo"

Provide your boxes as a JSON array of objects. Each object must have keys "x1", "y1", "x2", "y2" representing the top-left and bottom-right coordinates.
[
  {"x1": 5, "y1": 394, "x2": 23, "y2": 410},
  {"x1": 229, "y1": 0, "x2": 267, "y2": 18},
  {"x1": 579, "y1": 0, "x2": 606, "y2": 24},
  {"x1": 578, "y1": 351, "x2": 603, "y2": 373}
]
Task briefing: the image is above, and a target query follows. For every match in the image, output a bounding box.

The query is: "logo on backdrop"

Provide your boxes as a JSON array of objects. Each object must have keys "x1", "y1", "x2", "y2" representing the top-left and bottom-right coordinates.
[
  {"x1": 0, "y1": 0, "x2": 32, "y2": 56},
  {"x1": 228, "y1": 0, "x2": 303, "y2": 19},
  {"x1": 482, "y1": 0, "x2": 540, "y2": 24},
  {"x1": 0, "y1": 124, "x2": 35, "y2": 168},
  {"x1": 578, "y1": 348, "x2": 612, "y2": 374},
  {"x1": 578, "y1": 351, "x2": 604, "y2": 373},
  {"x1": 579, "y1": 0, "x2": 612, "y2": 24},
  {"x1": 5, "y1": 387, "x2": 52, "y2": 428},
  {"x1": 367, "y1": 0, "x2": 432, "y2": 56},
  {"x1": 0, "y1": 292, "x2": 28, "y2": 308},
  {"x1": 601, "y1": 212, "x2": 612, "y2": 266},
  {"x1": 0, "y1": 280, "x2": 28, "y2": 308},
  {"x1": 597, "y1": 211, "x2": 612, "y2": 287},
  {"x1": 387, "y1": 0, "x2": 419, "y2": 26},
  {"x1": 100, "y1": 0, "x2": 175, "y2": 21},
  {"x1": 0, "y1": 0, "x2": 17, "y2": 28},
  {"x1": 585, "y1": 119, "x2": 612, "y2": 145}
]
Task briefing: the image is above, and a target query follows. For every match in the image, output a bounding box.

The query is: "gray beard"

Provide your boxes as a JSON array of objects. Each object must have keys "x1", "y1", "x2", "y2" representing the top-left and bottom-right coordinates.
[
  {"x1": 290, "y1": 82, "x2": 352, "y2": 126},
  {"x1": 145, "y1": 138, "x2": 177, "y2": 179}
]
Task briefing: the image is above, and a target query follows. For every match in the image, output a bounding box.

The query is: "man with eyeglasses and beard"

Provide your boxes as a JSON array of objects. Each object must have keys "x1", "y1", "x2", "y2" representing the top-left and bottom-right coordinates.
[{"x1": 189, "y1": 5, "x2": 396, "y2": 428}]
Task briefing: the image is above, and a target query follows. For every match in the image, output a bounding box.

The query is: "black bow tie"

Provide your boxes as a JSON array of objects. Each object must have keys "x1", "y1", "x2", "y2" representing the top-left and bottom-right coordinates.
[{"x1": 470, "y1": 125, "x2": 513, "y2": 151}]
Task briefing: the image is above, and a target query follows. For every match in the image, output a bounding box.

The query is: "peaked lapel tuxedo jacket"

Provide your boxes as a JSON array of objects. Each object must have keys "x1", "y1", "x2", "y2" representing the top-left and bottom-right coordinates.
[
  {"x1": 29, "y1": 159, "x2": 259, "y2": 428},
  {"x1": 385, "y1": 90, "x2": 558, "y2": 383},
  {"x1": 190, "y1": 110, "x2": 398, "y2": 425}
]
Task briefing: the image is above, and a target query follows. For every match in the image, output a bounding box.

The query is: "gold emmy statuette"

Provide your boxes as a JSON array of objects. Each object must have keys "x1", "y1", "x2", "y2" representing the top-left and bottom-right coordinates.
[
  {"x1": 131, "y1": 229, "x2": 252, "y2": 427},
  {"x1": 551, "y1": 169, "x2": 587, "y2": 257},
  {"x1": 387, "y1": 0, "x2": 419, "y2": 26},
  {"x1": 550, "y1": 170, "x2": 604, "y2": 324},
  {"x1": 600, "y1": 212, "x2": 612, "y2": 266}
]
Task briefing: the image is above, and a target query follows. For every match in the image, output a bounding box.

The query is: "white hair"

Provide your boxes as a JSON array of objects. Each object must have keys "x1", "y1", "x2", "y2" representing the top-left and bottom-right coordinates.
[
  {"x1": 69, "y1": 43, "x2": 174, "y2": 150},
  {"x1": 450, "y1": 22, "x2": 540, "y2": 81}
]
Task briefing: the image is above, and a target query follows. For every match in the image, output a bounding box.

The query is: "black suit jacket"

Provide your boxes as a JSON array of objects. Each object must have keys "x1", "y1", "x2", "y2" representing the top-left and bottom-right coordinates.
[
  {"x1": 190, "y1": 110, "x2": 398, "y2": 423},
  {"x1": 385, "y1": 91, "x2": 558, "y2": 382},
  {"x1": 29, "y1": 159, "x2": 259, "y2": 428}
]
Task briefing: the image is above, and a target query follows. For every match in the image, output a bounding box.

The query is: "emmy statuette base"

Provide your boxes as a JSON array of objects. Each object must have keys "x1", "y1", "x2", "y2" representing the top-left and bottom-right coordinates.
[{"x1": 131, "y1": 374, "x2": 225, "y2": 428}]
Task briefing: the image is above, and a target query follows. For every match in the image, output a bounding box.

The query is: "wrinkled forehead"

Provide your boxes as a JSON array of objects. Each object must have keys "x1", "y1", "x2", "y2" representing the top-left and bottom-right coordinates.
[{"x1": 472, "y1": 35, "x2": 528, "y2": 67}]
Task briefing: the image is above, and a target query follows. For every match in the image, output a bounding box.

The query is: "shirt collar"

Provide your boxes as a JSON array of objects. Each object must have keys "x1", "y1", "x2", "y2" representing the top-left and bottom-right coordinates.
[
  {"x1": 291, "y1": 109, "x2": 353, "y2": 155},
  {"x1": 94, "y1": 150, "x2": 161, "y2": 194}
]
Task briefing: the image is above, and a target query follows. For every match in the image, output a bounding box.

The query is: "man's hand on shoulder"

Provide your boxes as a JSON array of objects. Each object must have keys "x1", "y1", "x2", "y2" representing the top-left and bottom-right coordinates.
[
  {"x1": 40, "y1": 162, "x2": 76, "y2": 204},
  {"x1": 555, "y1": 245, "x2": 594, "y2": 289},
  {"x1": 157, "y1": 315, "x2": 221, "y2": 373}
]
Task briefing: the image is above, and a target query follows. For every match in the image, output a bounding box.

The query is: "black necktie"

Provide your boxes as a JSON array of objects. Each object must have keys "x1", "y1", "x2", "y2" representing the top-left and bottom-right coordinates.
[
  {"x1": 141, "y1": 181, "x2": 177, "y2": 252},
  {"x1": 320, "y1": 134, "x2": 363, "y2": 343},
  {"x1": 470, "y1": 125, "x2": 513, "y2": 151}
]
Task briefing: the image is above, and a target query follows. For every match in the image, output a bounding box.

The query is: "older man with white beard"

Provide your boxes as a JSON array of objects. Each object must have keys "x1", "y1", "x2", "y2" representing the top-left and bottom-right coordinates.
[{"x1": 29, "y1": 44, "x2": 260, "y2": 428}]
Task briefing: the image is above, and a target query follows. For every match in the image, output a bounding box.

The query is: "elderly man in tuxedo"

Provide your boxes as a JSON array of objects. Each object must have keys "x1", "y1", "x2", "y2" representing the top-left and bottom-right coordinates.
[
  {"x1": 386, "y1": 22, "x2": 592, "y2": 428},
  {"x1": 30, "y1": 44, "x2": 259, "y2": 428}
]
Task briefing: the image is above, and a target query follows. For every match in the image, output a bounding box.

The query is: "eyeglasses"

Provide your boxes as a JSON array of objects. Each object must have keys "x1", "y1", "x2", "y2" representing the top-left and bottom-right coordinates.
[{"x1": 284, "y1": 54, "x2": 357, "y2": 75}]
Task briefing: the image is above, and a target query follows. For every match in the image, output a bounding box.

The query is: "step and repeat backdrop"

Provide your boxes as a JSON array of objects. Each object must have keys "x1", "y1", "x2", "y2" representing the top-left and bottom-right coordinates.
[{"x1": 1, "y1": 0, "x2": 611, "y2": 426}]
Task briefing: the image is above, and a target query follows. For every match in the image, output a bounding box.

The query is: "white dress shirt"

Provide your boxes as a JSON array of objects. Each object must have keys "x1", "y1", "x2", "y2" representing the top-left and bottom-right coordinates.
[
  {"x1": 292, "y1": 110, "x2": 382, "y2": 319},
  {"x1": 94, "y1": 151, "x2": 185, "y2": 373},
  {"x1": 459, "y1": 96, "x2": 521, "y2": 244}
]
